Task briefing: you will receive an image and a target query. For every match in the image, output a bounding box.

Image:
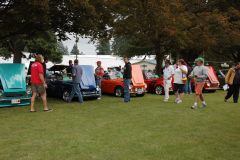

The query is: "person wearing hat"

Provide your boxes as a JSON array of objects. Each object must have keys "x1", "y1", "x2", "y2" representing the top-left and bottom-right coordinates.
[
  {"x1": 95, "y1": 61, "x2": 105, "y2": 99},
  {"x1": 189, "y1": 57, "x2": 208, "y2": 109},
  {"x1": 30, "y1": 54, "x2": 52, "y2": 112}
]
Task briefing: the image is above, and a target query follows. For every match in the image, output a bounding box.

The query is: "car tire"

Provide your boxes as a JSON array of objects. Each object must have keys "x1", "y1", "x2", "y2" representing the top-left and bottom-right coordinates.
[
  {"x1": 62, "y1": 90, "x2": 71, "y2": 101},
  {"x1": 155, "y1": 86, "x2": 164, "y2": 95},
  {"x1": 115, "y1": 87, "x2": 123, "y2": 97}
]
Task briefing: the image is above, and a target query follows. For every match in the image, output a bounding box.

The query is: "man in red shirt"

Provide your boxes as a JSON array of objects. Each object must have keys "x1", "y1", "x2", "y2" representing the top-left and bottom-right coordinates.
[
  {"x1": 30, "y1": 54, "x2": 52, "y2": 112},
  {"x1": 95, "y1": 61, "x2": 104, "y2": 99}
]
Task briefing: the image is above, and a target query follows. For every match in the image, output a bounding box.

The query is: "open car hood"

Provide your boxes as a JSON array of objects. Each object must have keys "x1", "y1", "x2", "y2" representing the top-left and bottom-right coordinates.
[
  {"x1": 207, "y1": 66, "x2": 220, "y2": 84},
  {"x1": 48, "y1": 65, "x2": 68, "y2": 72},
  {"x1": 0, "y1": 64, "x2": 26, "y2": 90},
  {"x1": 132, "y1": 65, "x2": 145, "y2": 86},
  {"x1": 80, "y1": 65, "x2": 96, "y2": 90}
]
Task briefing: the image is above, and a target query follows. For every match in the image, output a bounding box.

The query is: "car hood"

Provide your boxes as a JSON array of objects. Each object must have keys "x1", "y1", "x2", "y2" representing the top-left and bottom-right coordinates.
[
  {"x1": 207, "y1": 66, "x2": 220, "y2": 84},
  {"x1": 80, "y1": 65, "x2": 96, "y2": 90},
  {"x1": 132, "y1": 65, "x2": 145, "y2": 86},
  {"x1": 0, "y1": 64, "x2": 26, "y2": 91}
]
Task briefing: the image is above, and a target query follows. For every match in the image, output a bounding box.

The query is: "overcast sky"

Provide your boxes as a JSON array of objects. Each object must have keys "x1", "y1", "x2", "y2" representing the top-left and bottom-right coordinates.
[{"x1": 62, "y1": 34, "x2": 97, "y2": 55}]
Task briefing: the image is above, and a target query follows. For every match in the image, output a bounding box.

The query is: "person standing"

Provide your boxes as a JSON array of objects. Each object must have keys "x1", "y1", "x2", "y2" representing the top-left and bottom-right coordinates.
[
  {"x1": 67, "y1": 59, "x2": 84, "y2": 103},
  {"x1": 225, "y1": 62, "x2": 240, "y2": 103},
  {"x1": 173, "y1": 59, "x2": 188, "y2": 104},
  {"x1": 189, "y1": 58, "x2": 208, "y2": 109},
  {"x1": 66, "y1": 60, "x2": 73, "y2": 77},
  {"x1": 30, "y1": 54, "x2": 52, "y2": 112},
  {"x1": 123, "y1": 57, "x2": 132, "y2": 103},
  {"x1": 184, "y1": 63, "x2": 193, "y2": 95},
  {"x1": 95, "y1": 61, "x2": 105, "y2": 99},
  {"x1": 163, "y1": 60, "x2": 174, "y2": 102}
]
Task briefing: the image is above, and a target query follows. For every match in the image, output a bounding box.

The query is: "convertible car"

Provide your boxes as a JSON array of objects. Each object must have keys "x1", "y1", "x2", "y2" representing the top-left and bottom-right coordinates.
[
  {"x1": 101, "y1": 65, "x2": 146, "y2": 97},
  {"x1": 46, "y1": 65, "x2": 100, "y2": 101},
  {"x1": 143, "y1": 71, "x2": 173, "y2": 95},
  {"x1": 0, "y1": 64, "x2": 31, "y2": 107}
]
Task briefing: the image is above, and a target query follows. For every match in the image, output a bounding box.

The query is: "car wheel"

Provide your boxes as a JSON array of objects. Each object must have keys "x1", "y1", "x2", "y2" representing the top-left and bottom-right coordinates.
[
  {"x1": 115, "y1": 87, "x2": 123, "y2": 97},
  {"x1": 155, "y1": 86, "x2": 163, "y2": 95},
  {"x1": 62, "y1": 90, "x2": 70, "y2": 101}
]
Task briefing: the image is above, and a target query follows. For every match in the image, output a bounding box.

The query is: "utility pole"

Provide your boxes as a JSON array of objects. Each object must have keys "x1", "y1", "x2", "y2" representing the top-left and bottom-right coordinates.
[{"x1": 75, "y1": 34, "x2": 79, "y2": 60}]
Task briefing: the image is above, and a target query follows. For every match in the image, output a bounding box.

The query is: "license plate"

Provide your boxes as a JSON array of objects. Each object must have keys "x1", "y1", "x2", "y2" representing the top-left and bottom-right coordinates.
[
  {"x1": 11, "y1": 99, "x2": 21, "y2": 104},
  {"x1": 137, "y1": 89, "x2": 143, "y2": 94}
]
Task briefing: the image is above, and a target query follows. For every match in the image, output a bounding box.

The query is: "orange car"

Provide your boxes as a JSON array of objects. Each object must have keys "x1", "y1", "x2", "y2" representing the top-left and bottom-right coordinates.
[{"x1": 101, "y1": 65, "x2": 146, "y2": 97}]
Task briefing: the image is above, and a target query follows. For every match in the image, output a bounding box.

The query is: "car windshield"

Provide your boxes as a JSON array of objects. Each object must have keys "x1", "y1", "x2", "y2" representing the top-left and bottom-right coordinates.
[
  {"x1": 109, "y1": 71, "x2": 123, "y2": 79},
  {"x1": 145, "y1": 71, "x2": 159, "y2": 79}
]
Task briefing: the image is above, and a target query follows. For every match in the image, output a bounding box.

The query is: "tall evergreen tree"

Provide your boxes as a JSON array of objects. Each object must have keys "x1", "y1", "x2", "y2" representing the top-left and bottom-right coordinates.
[
  {"x1": 96, "y1": 39, "x2": 111, "y2": 55},
  {"x1": 70, "y1": 44, "x2": 80, "y2": 56}
]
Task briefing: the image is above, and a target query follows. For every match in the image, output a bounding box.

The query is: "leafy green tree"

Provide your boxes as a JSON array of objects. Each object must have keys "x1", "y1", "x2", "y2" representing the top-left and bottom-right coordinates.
[
  {"x1": 57, "y1": 41, "x2": 69, "y2": 55},
  {"x1": 0, "y1": 0, "x2": 113, "y2": 63},
  {"x1": 70, "y1": 44, "x2": 80, "y2": 56},
  {"x1": 96, "y1": 39, "x2": 111, "y2": 55}
]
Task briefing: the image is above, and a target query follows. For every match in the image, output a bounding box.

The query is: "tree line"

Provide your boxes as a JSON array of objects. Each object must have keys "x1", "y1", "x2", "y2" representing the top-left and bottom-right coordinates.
[{"x1": 0, "y1": 0, "x2": 239, "y2": 70}]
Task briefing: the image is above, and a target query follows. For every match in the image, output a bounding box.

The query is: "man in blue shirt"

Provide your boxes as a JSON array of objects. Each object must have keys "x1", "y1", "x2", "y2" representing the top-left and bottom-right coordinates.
[{"x1": 67, "y1": 59, "x2": 83, "y2": 103}]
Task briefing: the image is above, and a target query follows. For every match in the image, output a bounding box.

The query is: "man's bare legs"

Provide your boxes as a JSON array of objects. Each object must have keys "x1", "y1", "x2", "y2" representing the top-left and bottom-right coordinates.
[
  {"x1": 40, "y1": 92, "x2": 49, "y2": 111},
  {"x1": 30, "y1": 92, "x2": 37, "y2": 112}
]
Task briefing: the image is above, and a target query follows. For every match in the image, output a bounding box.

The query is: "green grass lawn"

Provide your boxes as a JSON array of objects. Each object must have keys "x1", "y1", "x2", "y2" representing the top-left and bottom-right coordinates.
[{"x1": 0, "y1": 91, "x2": 240, "y2": 160}]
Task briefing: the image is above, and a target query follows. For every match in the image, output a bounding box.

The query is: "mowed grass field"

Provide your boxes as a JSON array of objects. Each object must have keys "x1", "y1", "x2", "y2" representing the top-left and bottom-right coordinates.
[{"x1": 0, "y1": 91, "x2": 240, "y2": 160}]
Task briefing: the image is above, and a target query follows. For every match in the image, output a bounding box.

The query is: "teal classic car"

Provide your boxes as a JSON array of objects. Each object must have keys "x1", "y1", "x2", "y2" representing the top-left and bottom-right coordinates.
[{"x1": 0, "y1": 64, "x2": 31, "y2": 107}]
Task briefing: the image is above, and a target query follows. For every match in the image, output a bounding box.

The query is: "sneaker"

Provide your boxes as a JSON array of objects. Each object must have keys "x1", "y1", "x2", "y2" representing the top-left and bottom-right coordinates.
[
  {"x1": 202, "y1": 103, "x2": 207, "y2": 108},
  {"x1": 175, "y1": 98, "x2": 179, "y2": 103},
  {"x1": 191, "y1": 105, "x2": 197, "y2": 109},
  {"x1": 97, "y1": 97, "x2": 101, "y2": 100},
  {"x1": 164, "y1": 99, "x2": 169, "y2": 102},
  {"x1": 176, "y1": 100, "x2": 182, "y2": 104}
]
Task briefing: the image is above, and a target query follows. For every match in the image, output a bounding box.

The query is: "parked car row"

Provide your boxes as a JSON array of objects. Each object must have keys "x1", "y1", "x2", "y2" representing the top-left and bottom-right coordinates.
[{"x1": 0, "y1": 63, "x2": 225, "y2": 107}]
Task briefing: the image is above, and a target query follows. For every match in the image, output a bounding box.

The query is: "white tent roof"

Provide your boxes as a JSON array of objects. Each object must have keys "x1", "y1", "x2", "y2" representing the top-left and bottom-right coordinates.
[{"x1": 0, "y1": 53, "x2": 156, "y2": 70}]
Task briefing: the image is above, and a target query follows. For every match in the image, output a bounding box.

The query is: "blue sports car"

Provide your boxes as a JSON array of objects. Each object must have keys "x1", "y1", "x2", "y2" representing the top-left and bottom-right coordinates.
[{"x1": 46, "y1": 65, "x2": 100, "y2": 101}]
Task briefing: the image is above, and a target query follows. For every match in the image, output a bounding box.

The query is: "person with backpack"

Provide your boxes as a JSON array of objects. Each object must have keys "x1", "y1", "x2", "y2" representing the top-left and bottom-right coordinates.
[
  {"x1": 189, "y1": 58, "x2": 208, "y2": 109},
  {"x1": 225, "y1": 62, "x2": 240, "y2": 103},
  {"x1": 173, "y1": 59, "x2": 188, "y2": 104}
]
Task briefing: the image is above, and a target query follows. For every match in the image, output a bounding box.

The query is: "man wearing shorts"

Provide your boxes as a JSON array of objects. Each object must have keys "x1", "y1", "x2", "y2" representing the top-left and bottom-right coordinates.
[
  {"x1": 189, "y1": 57, "x2": 208, "y2": 109},
  {"x1": 30, "y1": 54, "x2": 52, "y2": 112}
]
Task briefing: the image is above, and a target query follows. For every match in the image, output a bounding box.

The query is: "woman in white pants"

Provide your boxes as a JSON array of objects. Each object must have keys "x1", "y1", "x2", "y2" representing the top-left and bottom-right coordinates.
[{"x1": 163, "y1": 60, "x2": 174, "y2": 102}]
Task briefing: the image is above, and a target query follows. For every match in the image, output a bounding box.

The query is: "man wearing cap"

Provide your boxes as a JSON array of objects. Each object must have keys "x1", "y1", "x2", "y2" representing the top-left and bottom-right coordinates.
[
  {"x1": 95, "y1": 61, "x2": 105, "y2": 99},
  {"x1": 189, "y1": 57, "x2": 208, "y2": 109}
]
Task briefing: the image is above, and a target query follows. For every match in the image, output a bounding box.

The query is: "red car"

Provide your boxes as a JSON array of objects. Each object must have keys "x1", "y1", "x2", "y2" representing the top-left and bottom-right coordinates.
[
  {"x1": 101, "y1": 65, "x2": 146, "y2": 97},
  {"x1": 143, "y1": 71, "x2": 173, "y2": 95}
]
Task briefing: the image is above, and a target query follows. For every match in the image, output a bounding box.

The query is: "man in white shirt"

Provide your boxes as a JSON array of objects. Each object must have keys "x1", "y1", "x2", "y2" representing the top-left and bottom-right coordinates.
[
  {"x1": 173, "y1": 59, "x2": 188, "y2": 104},
  {"x1": 163, "y1": 60, "x2": 174, "y2": 102}
]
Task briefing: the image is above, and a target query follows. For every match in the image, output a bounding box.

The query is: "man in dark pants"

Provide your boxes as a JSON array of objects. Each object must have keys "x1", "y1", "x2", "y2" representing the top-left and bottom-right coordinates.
[
  {"x1": 225, "y1": 62, "x2": 240, "y2": 103},
  {"x1": 68, "y1": 59, "x2": 83, "y2": 103},
  {"x1": 123, "y1": 57, "x2": 132, "y2": 103},
  {"x1": 66, "y1": 60, "x2": 73, "y2": 77}
]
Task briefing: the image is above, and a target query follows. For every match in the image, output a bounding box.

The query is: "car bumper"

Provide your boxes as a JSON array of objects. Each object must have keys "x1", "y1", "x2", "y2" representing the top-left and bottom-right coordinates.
[
  {"x1": 204, "y1": 87, "x2": 220, "y2": 90},
  {"x1": 82, "y1": 91, "x2": 101, "y2": 98},
  {"x1": 0, "y1": 96, "x2": 31, "y2": 107}
]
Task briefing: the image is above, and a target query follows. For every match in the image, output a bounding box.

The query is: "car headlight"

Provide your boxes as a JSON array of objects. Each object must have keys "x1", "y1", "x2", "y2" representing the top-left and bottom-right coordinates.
[
  {"x1": 206, "y1": 83, "x2": 211, "y2": 87},
  {"x1": 0, "y1": 90, "x2": 3, "y2": 97},
  {"x1": 128, "y1": 85, "x2": 133, "y2": 90},
  {"x1": 26, "y1": 87, "x2": 32, "y2": 95}
]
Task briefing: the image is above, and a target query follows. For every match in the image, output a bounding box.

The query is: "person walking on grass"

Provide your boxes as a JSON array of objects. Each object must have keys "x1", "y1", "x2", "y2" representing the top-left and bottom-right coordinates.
[
  {"x1": 163, "y1": 60, "x2": 174, "y2": 102},
  {"x1": 123, "y1": 57, "x2": 132, "y2": 103},
  {"x1": 67, "y1": 59, "x2": 84, "y2": 103},
  {"x1": 224, "y1": 62, "x2": 240, "y2": 103},
  {"x1": 95, "y1": 61, "x2": 105, "y2": 99},
  {"x1": 189, "y1": 58, "x2": 208, "y2": 109},
  {"x1": 30, "y1": 54, "x2": 52, "y2": 112},
  {"x1": 173, "y1": 59, "x2": 188, "y2": 104}
]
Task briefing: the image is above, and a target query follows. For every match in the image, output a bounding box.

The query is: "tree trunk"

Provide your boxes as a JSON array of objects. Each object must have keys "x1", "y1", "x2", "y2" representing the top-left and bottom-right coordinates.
[
  {"x1": 155, "y1": 47, "x2": 164, "y2": 76},
  {"x1": 13, "y1": 52, "x2": 22, "y2": 63}
]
